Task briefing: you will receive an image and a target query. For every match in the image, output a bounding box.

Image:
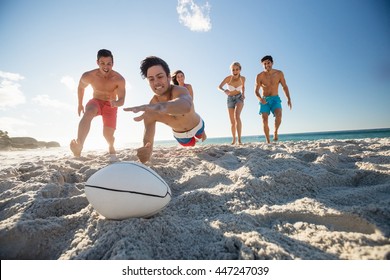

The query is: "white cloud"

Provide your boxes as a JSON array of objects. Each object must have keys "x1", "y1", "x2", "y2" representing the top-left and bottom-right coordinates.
[
  {"x1": 61, "y1": 75, "x2": 77, "y2": 91},
  {"x1": 0, "y1": 70, "x2": 26, "y2": 107},
  {"x1": 32, "y1": 94, "x2": 73, "y2": 111},
  {"x1": 0, "y1": 71, "x2": 24, "y2": 81},
  {"x1": 0, "y1": 117, "x2": 34, "y2": 136},
  {"x1": 177, "y1": 0, "x2": 212, "y2": 32}
]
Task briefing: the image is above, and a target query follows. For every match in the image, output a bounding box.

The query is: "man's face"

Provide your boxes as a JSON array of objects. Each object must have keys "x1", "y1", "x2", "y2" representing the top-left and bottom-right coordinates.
[
  {"x1": 146, "y1": 65, "x2": 171, "y2": 96},
  {"x1": 262, "y1": 59, "x2": 273, "y2": 72},
  {"x1": 97, "y1": 56, "x2": 113, "y2": 75}
]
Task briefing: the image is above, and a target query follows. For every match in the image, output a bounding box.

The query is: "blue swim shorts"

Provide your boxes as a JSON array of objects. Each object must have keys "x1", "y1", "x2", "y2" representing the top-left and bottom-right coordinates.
[
  {"x1": 173, "y1": 118, "x2": 205, "y2": 147},
  {"x1": 227, "y1": 93, "x2": 243, "y2": 108},
  {"x1": 259, "y1": 95, "x2": 282, "y2": 116}
]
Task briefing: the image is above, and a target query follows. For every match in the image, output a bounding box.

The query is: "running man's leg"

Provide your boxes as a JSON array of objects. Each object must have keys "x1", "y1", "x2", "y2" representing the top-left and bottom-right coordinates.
[
  {"x1": 273, "y1": 108, "x2": 282, "y2": 141},
  {"x1": 103, "y1": 126, "x2": 116, "y2": 155},
  {"x1": 261, "y1": 112, "x2": 271, "y2": 143},
  {"x1": 70, "y1": 103, "x2": 98, "y2": 157}
]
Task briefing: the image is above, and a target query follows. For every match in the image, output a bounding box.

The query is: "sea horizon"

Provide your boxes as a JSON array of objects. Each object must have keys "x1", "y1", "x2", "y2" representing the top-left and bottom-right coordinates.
[
  {"x1": 153, "y1": 127, "x2": 390, "y2": 147},
  {"x1": 1, "y1": 127, "x2": 389, "y2": 154}
]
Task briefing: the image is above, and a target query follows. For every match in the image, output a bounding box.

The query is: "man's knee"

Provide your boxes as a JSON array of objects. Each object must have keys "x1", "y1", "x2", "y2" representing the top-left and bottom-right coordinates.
[
  {"x1": 274, "y1": 109, "x2": 282, "y2": 118},
  {"x1": 83, "y1": 107, "x2": 98, "y2": 120},
  {"x1": 262, "y1": 114, "x2": 269, "y2": 123}
]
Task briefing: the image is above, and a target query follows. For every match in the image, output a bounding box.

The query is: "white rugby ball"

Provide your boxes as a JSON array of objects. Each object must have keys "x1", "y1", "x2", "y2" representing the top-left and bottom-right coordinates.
[{"x1": 85, "y1": 161, "x2": 171, "y2": 220}]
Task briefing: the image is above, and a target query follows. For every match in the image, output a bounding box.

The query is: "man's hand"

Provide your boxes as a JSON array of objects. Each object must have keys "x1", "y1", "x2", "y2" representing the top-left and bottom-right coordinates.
[
  {"x1": 123, "y1": 105, "x2": 150, "y2": 122},
  {"x1": 287, "y1": 99, "x2": 292, "y2": 110},
  {"x1": 123, "y1": 105, "x2": 148, "y2": 113},
  {"x1": 137, "y1": 142, "x2": 152, "y2": 163},
  {"x1": 110, "y1": 100, "x2": 117, "y2": 107},
  {"x1": 78, "y1": 104, "x2": 85, "y2": 116}
]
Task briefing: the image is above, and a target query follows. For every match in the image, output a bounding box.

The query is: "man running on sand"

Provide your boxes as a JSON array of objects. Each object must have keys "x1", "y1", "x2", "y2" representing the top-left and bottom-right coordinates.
[
  {"x1": 70, "y1": 49, "x2": 126, "y2": 161},
  {"x1": 123, "y1": 56, "x2": 206, "y2": 163},
  {"x1": 255, "y1": 55, "x2": 292, "y2": 143}
]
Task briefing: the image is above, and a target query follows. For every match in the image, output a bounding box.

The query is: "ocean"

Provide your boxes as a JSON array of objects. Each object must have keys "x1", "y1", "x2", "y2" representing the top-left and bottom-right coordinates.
[
  {"x1": 3, "y1": 128, "x2": 388, "y2": 157},
  {"x1": 154, "y1": 128, "x2": 390, "y2": 147}
]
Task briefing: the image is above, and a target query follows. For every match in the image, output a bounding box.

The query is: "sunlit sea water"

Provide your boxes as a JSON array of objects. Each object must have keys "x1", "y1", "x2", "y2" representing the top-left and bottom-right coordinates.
[
  {"x1": 154, "y1": 127, "x2": 390, "y2": 147},
  {"x1": 1, "y1": 128, "x2": 389, "y2": 164}
]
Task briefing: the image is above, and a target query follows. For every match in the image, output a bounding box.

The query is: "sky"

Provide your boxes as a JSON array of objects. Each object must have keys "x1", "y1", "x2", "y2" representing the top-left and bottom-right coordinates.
[{"x1": 1, "y1": 0, "x2": 389, "y2": 150}]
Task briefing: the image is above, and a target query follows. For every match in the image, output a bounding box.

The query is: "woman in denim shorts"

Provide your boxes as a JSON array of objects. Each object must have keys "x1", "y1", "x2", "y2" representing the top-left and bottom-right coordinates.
[{"x1": 218, "y1": 62, "x2": 246, "y2": 145}]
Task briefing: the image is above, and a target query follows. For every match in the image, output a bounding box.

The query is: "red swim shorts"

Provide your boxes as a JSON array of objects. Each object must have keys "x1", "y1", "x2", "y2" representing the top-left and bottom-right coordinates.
[{"x1": 86, "y1": 98, "x2": 118, "y2": 129}]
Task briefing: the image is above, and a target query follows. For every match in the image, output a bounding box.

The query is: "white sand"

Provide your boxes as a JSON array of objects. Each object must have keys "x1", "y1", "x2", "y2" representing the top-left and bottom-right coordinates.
[{"x1": 0, "y1": 138, "x2": 389, "y2": 260}]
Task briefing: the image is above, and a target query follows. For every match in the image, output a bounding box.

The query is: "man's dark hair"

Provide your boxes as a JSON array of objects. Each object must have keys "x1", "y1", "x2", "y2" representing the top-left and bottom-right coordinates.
[
  {"x1": 261, "y1": 55, "x2": 273, "y2": 63},
  {"x1": 97, "y1": 49, "x2": 113, "y2": 62},
  {"x1": 140, "y1": 56, "x2": 170, "y2": 79}
]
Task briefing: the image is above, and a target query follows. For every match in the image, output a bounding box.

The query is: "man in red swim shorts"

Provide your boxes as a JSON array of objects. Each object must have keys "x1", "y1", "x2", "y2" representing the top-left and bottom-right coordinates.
[{"x1": 70, "y1": 49, "x2": 126, "y2": 161}]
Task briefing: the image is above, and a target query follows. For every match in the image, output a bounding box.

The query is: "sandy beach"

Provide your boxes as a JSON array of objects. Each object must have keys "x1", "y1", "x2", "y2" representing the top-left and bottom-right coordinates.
[{"x1": 0, "y1": 138, "x2": 389, "y2": 260}]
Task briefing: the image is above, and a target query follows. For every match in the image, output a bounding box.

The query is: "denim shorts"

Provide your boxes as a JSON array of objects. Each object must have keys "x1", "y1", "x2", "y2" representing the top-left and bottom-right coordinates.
[{"x1": 227, "y1": 93, "x2": 243, "y2": 108}]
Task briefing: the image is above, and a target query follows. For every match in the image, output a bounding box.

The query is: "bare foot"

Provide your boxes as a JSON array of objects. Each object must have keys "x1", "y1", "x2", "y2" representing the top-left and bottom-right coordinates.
[
  {"x1": 109, "y1": 146, "x2": 116, "y2": 155},
  {"x1": 109, "y1": 154, "x2": 118, "y2": 163},
  {"x1": 201, "y1": 131, "x2": 207, "y2": 142},
  {"x1": 70, "y1": 139, "x2": 82, "y2": 157},
  {"x1": 273, "y1": 132, "x2": 279, "y2": 142}
]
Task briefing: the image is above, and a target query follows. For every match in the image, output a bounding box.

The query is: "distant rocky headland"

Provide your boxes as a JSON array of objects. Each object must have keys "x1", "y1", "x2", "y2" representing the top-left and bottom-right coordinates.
[{"x1": 0, "y1": 130, "x2": 61, "y2": 150}]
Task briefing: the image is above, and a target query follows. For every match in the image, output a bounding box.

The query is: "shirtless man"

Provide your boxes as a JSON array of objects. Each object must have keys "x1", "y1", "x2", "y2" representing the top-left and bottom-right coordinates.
[
  {"x1": 123, "y1": 56, "x2": 206, "y2": 163},
  {"x1": 70, "y1": 49, "x2": 126, "y2": 160},
  {"x1": 254, "y1": 55, "x2": 292, "y2": 143}
]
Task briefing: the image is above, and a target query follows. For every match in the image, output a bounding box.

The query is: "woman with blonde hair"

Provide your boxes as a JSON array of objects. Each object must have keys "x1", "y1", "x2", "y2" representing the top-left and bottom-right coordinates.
[
  {"x1": 171, "y1": 70, "x2": 194, "y2": 99},
  {"x1": 218, "y1": 62, "x2": 246, "y2": 145}
]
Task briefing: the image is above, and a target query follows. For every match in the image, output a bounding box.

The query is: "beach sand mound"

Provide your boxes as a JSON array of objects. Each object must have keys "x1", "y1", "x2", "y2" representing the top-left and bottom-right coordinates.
[{"x1": 0, "y1": 138, "x2": 389, "y2": 260}]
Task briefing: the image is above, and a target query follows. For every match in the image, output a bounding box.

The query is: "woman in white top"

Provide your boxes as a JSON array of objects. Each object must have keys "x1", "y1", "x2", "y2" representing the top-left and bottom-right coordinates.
[{"x1": 218, "y1": 62, "x2": 246, "y2": 145}]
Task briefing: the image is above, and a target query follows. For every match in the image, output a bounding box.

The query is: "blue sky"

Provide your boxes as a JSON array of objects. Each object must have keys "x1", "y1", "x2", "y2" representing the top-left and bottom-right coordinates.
[{"x1": 1, "y1": 0, "x2": 389, "y2": 149}]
